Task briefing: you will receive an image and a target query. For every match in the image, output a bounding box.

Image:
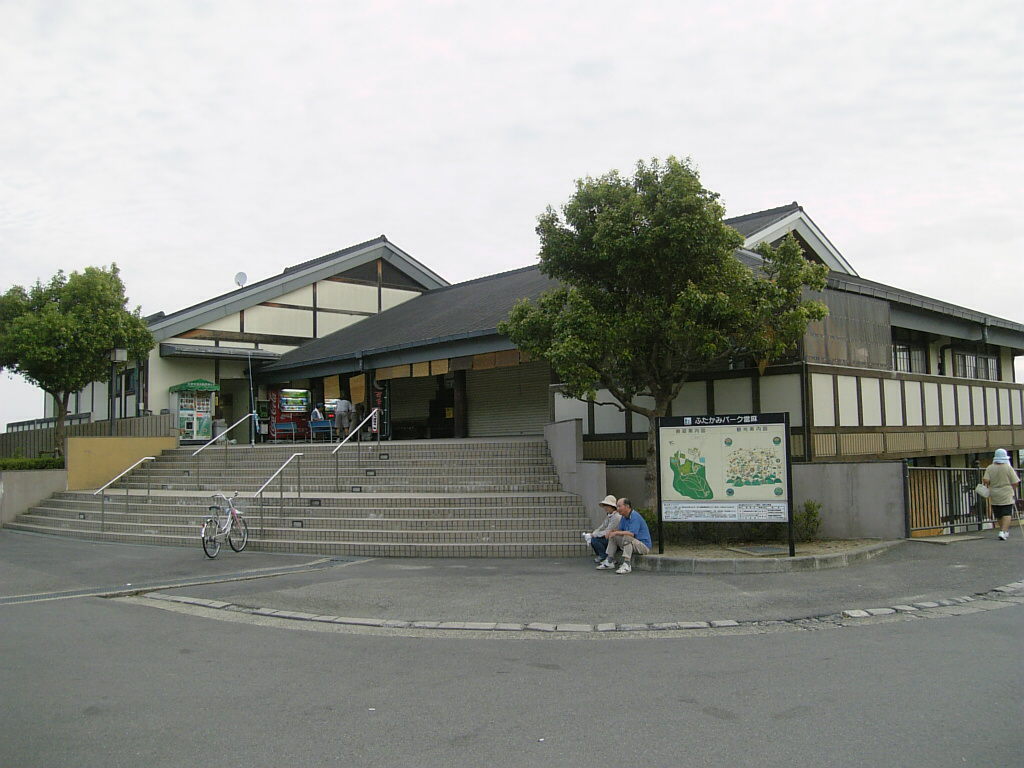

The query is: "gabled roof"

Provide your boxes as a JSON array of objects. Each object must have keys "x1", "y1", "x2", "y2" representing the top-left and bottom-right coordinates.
[
  {"x1": 724, "y1": 202, "x2": 802, "y2": 237},
  {"x1": 262, "y1": 265, "x2": 556, "y2": 374},
  {"x1": 148, "y1": 236, "x2": 448, "y2": 341},
  {"x1": 726, "y1": 202, "x2": 858, "y2": 277}
]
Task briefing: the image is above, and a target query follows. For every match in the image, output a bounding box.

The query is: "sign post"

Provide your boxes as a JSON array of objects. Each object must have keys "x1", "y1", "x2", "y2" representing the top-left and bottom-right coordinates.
[{"x1": 656, "y1": 412, "x2": 794, "y2": 556}]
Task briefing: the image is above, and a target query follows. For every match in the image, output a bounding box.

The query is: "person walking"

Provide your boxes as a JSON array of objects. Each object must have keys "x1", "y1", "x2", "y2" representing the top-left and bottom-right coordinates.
[
  {"x1": 983, "y1": 448, "x2": 1019, "y2": 541},
  {"x1": 584, "y1": 495, "x2": 621, "y2": 563}
]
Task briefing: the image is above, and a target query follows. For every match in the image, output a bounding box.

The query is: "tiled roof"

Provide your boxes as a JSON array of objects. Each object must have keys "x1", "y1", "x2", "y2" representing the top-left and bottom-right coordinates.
[{"x1": 263, "y1": 265, "x2": 557, "y2": 370}]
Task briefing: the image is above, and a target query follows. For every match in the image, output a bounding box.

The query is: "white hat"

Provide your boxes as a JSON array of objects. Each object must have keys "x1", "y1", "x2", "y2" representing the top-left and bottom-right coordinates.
[
  {"x1": 993, "y1": 448, "x2": 1010, "y2": 464},
  {"x1": 599, "y1": 494, "x2": 618, "y2": 509}
]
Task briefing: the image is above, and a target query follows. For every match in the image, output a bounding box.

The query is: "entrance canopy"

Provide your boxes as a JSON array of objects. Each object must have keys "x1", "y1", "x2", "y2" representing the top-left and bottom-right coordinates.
[{"x1": 169, "y1": 378, "x2": 221, "y2": 393}]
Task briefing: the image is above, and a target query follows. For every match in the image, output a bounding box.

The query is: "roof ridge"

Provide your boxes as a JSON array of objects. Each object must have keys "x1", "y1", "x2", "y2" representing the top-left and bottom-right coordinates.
[
  {"x1": 426, "y1": 263, "x2": 541, "y2": 294},
  {"x1": 150, "y1": 236, "x2": 393, "y2": 327},
  {"x1": 724, "y1": 201, "x2": 801, "y2": 224},
  {"x1": 281, "y1": 235, "x2": 389, "y2": 275}
]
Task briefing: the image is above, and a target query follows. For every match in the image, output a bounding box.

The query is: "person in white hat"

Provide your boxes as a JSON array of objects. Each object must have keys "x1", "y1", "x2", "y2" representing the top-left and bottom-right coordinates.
[
  {"x1": 583, "y1": 495, "x2": 621, "y2": 563},
  {"x1": 982, "y1": 448, "x2": 1019, "y2": 541}
]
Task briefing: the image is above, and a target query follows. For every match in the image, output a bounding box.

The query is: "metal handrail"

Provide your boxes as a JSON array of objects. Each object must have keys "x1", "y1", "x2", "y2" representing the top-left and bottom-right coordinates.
[
  {"x1": 190, "y1": 412, "x2": 257, "y2": 486},
  {"x1": 252, "y1": 452, "x2": 304, "y2": 535},
  {"x1": 92, "y1": 456, "x2": 156, "y2": 533},
  {"x1": 332, "y1": 408, "x2": 382, "y2": 490},
  {"x1": 191, "y1": 412, "x2": 256, "y2": 456},
  {"x1": 331, "y1": 408, "x2": 380, "y2": 454},
  {"x1": 253, "y1": 452, "x2": 305, "y2": 496}
]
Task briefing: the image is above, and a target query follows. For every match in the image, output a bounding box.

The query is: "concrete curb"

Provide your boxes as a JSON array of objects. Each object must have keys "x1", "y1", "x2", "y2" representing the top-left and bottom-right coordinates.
[
  {"x1": 141, "y1": 577, "x2": 1024, "y2": 635},
  {"x1": 635, "y1": 539, "x2": 904, "y2": 574}
]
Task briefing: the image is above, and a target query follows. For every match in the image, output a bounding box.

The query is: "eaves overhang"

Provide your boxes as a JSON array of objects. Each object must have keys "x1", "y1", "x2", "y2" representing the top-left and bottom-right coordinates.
[
  {"x1": 258, "y1": 330, "x2": 515, "y2": 384},
  {"x1": 159, "y1": 342, "x2": 281, "y2": 362}
]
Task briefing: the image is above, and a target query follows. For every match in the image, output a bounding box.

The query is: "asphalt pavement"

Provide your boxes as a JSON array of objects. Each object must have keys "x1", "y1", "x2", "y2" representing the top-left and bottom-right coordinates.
[{"x1": 2, "y1": 528, "x2": 1021, "y2": 625}]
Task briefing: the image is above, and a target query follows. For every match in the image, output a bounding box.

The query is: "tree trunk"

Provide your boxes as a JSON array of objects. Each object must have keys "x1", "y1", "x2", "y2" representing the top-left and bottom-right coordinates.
[
  {"x1": 52, "y1": 393, "x2": 69, "y2": 460},
  {"x1": 643, "y1": 396, "x2": 673, "y2": 512}
]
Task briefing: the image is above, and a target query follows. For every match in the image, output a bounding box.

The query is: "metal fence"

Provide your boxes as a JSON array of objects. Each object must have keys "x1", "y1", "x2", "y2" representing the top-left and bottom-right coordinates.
[
  {"x1": 906, "y1": 467, "x2": 1020, "y2": 536},
  {"x1": 0, "y1": 414, "x2": 176, "y2": 459}
]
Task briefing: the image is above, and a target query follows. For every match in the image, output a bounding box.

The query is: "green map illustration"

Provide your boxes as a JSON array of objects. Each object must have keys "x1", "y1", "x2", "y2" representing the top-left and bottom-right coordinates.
[{"x1": 668, "y1": 451, "x2": 714, "y2": 500}]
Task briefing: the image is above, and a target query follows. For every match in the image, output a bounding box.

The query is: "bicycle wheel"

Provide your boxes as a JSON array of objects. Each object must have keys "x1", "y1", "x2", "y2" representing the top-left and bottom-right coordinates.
[
  {"x1": 201, "y1": 520, "x2": 221, "y2": 558},
  {"x1": 228, "y1": 515, "x2": 248, "y2": 552}
]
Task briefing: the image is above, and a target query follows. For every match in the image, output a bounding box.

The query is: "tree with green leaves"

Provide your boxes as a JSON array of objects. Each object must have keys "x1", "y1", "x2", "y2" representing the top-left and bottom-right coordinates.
[
  {"x1": 499, "y1": 156, "x2": 829, "y2": 509},
  {"x1": 0, "y1": 265, "x2": 154, "y2": 458}
]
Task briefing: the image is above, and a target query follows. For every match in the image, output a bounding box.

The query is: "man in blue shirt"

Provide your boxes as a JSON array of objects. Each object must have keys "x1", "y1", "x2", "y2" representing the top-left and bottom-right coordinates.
[{"x1": 597, "y1": 497, "x2": 651, "y2": 574}]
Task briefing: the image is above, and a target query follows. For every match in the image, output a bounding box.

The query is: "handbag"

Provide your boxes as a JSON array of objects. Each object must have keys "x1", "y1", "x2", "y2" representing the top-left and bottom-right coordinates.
[
  {"x1": 974, "y1": 483, "x2": 990, "y2": 499},
  {"x1": 1015, "y1": 498, "x2": 1024, "y2": 513}
]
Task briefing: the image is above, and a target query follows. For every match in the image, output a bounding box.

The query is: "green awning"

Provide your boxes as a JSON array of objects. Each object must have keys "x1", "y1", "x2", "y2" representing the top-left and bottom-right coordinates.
[{"x1": 169, "y1": 378, "x2": 220, "y2": 393}]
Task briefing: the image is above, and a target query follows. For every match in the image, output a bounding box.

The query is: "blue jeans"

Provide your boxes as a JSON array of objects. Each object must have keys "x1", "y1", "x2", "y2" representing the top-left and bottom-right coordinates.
[{"x1": 589, "y1": 535, "x2": 609, "y2": 560}]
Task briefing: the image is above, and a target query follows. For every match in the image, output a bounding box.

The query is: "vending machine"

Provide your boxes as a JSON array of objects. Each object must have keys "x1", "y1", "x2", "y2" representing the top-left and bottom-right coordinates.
[
  {"x1": 269, "y1": 388, "x2": 311, "y2": 440},
  {"x1": 169, "y1": 379, "x2": 219, "y2": 442}
]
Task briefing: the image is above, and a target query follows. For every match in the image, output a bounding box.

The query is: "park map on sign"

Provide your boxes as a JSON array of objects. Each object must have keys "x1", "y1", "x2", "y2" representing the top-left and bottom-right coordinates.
[{"x1": 663, "y1": 426, "x2": 787, "y2": 503}]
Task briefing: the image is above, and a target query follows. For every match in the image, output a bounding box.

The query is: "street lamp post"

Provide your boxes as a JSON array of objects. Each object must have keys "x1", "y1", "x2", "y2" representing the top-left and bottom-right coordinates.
[{"x1": 109, "y1": 348, "x2": 128, "y2": 436}]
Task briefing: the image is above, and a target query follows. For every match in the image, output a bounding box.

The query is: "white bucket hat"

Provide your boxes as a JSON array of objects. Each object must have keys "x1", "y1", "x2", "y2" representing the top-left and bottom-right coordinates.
[
  {"x1": 599, "y1": 494, "x2": 618, "y2": 509},
  {"x1": 993, "y1": 448, "x2": 1010, "y2": 464}
]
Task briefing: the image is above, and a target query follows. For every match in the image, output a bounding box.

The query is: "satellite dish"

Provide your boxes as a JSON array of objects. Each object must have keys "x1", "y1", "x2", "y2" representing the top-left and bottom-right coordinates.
[{"x1": 234, "y1": 272, "x2": 248, "y2": 288}]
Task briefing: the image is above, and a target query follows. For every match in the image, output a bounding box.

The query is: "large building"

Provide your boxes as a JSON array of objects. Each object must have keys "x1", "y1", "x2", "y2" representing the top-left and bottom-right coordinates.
[
  {"x1": 258, "y1": 204, "x2": 1024, "y2": 477},
  {"x1": 33, "y1": 204, "x2": 1024, "y2": 475}
]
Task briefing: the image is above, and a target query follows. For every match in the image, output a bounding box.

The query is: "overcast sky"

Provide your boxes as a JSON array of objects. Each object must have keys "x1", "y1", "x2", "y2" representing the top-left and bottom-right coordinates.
[{"x1": 2, "y1": 0, "x2": 1022, "y2": 429}]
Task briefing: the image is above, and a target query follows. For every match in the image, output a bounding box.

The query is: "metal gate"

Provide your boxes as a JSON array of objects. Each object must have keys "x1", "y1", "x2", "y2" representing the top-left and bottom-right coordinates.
[{"x1": 907, "y1": 467, "x2": 991, "y2": 536}]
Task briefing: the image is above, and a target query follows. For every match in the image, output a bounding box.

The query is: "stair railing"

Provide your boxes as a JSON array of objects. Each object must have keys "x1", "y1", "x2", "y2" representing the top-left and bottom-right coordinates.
[
  {"x1": 92, "y1": 456, "x2": 156, "y2": 533},
  {"x1": 252, "y1": 452, "x2": 304, "y2": 536},
  {"x1": 190, "y1": 412, "x2": 257, "y2": 487},
  {"x1": 332, "y1": 408, "x2": 381, "y2": 491}
]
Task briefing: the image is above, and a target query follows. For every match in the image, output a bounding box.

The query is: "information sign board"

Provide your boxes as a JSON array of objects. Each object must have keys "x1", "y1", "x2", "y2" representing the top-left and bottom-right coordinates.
[{"x1": 655, "y1": 413, "x2": 794, "y2": 554}]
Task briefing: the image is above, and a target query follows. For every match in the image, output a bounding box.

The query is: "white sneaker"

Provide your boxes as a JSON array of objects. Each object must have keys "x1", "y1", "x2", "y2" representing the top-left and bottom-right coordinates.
[
  {"x1": 998, "y1": 531, "x2": 1009, "y2": 540},
  {"x1": 615, "y1": 562, "x2": 632, "y2": 574},
  {"x1": 596, "y1": 560, "x2": 615, "y2": 570}
]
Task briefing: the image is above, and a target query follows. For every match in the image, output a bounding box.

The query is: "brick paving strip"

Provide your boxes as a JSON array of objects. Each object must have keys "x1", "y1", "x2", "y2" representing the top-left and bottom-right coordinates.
[{"x1": 137, "y1": 579, "x2": 1024, "y2": 636}]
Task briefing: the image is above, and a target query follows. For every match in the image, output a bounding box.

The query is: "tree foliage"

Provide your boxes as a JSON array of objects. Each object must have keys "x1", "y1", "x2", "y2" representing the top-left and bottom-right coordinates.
[
  {"x1": 499, "y1": 156, "x2": 829, "y2": 507},
  {"x1": 0, "y1": 265, "x2": 154, "y2": 456}
]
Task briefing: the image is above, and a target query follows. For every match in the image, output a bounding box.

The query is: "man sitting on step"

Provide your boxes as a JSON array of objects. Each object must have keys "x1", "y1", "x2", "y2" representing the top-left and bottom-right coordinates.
[{"x1": 596, "y1": 498, "x2": 651, "y2": 575}]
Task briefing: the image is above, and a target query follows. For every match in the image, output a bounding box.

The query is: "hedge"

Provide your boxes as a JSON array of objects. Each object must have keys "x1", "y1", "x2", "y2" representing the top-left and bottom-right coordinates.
[{"x1": 0, "y1": 457, "x2": 65, "y2": 471}]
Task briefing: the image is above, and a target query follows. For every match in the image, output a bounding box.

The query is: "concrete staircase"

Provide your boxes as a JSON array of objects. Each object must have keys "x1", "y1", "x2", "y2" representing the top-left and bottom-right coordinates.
[{"x1": 6, "y1": 438, "x2": 592, "y2": 558}]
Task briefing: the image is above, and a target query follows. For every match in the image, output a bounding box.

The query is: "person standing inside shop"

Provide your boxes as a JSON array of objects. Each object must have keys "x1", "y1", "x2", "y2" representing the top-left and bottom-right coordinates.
[
  {"x1": 983, "y1": 448, "x2": 1020, "y2": 541},
  {"x1": 334, "y1": 395, "x2": 354, "y2": 441}
]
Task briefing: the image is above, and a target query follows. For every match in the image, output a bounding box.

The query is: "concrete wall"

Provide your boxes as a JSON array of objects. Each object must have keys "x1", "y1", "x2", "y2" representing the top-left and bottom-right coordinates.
[
  {"x1": 544, "y1": 419, "x2": 608, "y2": 528},
  {"x1": 0, "y1": 469, "x2": 67, "y2": 525},
  {"x1": 605, "y1": 460, "x2": 907, "y2": 540},
  {"x1": 66, "y1": 436, "x2": 178, "y2": 491},
  {"x1": 606, "y1": 466, "x2": 647, "y2": 509},
  {"x1": 792, "y1": 461, "x2": 906, "y2": 540}
]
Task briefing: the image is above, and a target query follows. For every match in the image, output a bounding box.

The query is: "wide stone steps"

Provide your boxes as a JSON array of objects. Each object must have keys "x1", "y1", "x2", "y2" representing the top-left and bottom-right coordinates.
[
  {"x1": 20, "y1": 506, "x2": 581, "y2": 531},
  {"x1": 37, "y1": 492, "x2": 584, "y2": 515},
  {"x1": 3, "y1": 520, "x2": 588, "y2": 558},
  {"x1": 113, "y1": 481, "x2": 564, "y2": 493},
  {"x1": 6, "y1": 515, "x2": 582, "y2": 544},
  {"x1": 9, "y1": 438, "x2": 592, "y2": 558}
]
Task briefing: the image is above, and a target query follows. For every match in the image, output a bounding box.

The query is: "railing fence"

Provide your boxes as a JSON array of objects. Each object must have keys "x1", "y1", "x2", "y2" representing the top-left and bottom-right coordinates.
[
  {"x1": 906, "y1": 467, "x2": 1021, "y2": 536},
  {"x1": 0, "y1": 414, "x2": 176, "y2": 459}
]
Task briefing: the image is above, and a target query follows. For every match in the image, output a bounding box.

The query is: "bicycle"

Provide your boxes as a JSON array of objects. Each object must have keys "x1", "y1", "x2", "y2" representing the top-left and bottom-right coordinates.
[{"x1": 200, "y1": 492, "x2": 249, "y2": 558}]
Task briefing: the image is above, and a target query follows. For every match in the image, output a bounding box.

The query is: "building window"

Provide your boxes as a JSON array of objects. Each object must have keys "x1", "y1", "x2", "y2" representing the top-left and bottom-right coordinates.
[
  {"x1": 953, "y1": 351, "x2": 999, "y2": 381},
  {"x1": 891, "y1": 328, "x2": 928, "y2": 374},
  {"x1": 892, "y1": 343, "x2": 927, "y2": 374},
  {"x1": 124, "y1": 368, "x2": 137, "y2": 396}
]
